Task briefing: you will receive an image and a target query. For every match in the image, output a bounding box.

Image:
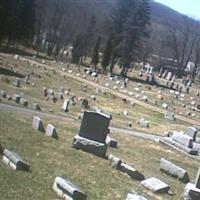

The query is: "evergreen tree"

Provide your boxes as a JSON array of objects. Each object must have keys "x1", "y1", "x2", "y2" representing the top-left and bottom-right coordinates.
[
  {"x1": 101, "y1": 35, "x2": 113, "y2": 73},
  {"x1": 72, "y1": 34, "x2": 85, "y2": 64},
  {"x1": 91, "y1": 36, "x2": 101, "y2": 69},
  {"x1": 0, "y1": 0, "x2": 35, "y2": 47},
  {"x1": 84, "y1": 15, "x2": 97, "y2": 57},
  {"x1": 110, "y1": 0, "x2": 151, "y2": 77}
]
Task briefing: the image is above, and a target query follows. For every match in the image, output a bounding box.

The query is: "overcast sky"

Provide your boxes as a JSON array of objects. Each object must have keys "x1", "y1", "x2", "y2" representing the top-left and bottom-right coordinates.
[{"x1": 155, "y1": 0, "x2": 200, "y2": 20}]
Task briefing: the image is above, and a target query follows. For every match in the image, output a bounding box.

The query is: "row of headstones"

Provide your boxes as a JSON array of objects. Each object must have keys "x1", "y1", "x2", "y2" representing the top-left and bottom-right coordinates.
[
  {"x1": 0, "y1": 116, "x2": 57, "y2": 170},
  {"x1": 0, "y1": 90, "x2": 41, "y2": 111},
  {"x1": 32, "y1": 116, "x2": 57, "y2": 138},
  {"x1": 163, "y1": 127, "x2": 199, "y2": 155}
]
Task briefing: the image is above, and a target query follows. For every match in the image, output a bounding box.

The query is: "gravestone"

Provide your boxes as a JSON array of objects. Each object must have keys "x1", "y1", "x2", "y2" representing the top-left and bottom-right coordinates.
[
  {"x1": 32, "y1": 116, "x2": 44, "y2": 132},
  {"x1": 184, "y1": 168, "x2": 200, "y2": 200},
  {"x1": 25, "y1": 74, "x2": 30, "y2": 84},
  {"x1": 46, "y1": 124, "x2": 57, "y2": 139},
  {"x1": 195, "y1": 168, "x2": 200, "y2": 189},
  {"x1": 126, "y1": 193, "x2": 148, "y2": 200},
  {"x1": 78, "y1": 111, "x2": 111, "y2": 143},
  {"x1": 0, "y1": 90, "x2": 7, "y2": 98},
  {"x1": 12, "y1": 94, "x2": 21, "y2": 103},
  {"x1": 13, "y1": 78, "x2": 20, "y2": 87},
  {"x1": 166, "y1": 72, "x2": 172, "y2": 80},
  {"x1": 162, "y1": 103, "x2": 168, "y2": 109},
  {"x1": 141, "y1": 177, "x2": 170, "y2": 193},
  {"x1": 164, "y1": 111, "x2": 175, "y2": 121},
  {"x1": 160, "y1": 158, "x2": 189, "y2": 183},
  {"x1": 2, "y1": 149, "x2": 30, "y2": 171},
  {"x1": 119, "y1": 163, "x2": 144, "y2": 180},
  {"x1": 185, "y1": 127, "x2": 198, "y2": 141},
  {"x1": 81, "y1": 99, "x2": 89, "y2": 109},
  {"x1": 20, "y1": 98, "x2": 28, "y2": 107},
  {"x1": 139, "y1": 118, "x2": 149, "y2": 128},
  {"x1": 73, "y1": 111, "x2": 111, "y2": 157},
  {"x1": 32, "y1": 103, "x2": 41, "y2": 111},
  {"x1": 172, "y1": 131, "x2": 193, "y2": 148},
  {"x1": 62, "y1": 99, "x2": 70, "y2": 112},
  {"x1": 105, "y1": 136, "x2": 118, "y2": 148},
  {"x1": 108, "y1": 154, "x2": 122, "y2": 169},
  {"x1": 73, "y1": 135, "x2": 107, "y2": 157}
]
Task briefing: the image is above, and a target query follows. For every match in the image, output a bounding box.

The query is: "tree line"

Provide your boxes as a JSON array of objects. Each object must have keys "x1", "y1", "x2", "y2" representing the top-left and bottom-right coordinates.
[{"x1": 0, "y1": 0, "x2": 199, "y2": 79}]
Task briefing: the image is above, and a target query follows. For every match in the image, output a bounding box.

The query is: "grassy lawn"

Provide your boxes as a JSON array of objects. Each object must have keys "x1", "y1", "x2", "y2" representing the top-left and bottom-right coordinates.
[{"x1": 0, "y1": 110, "x2": 199, "y2": 200}]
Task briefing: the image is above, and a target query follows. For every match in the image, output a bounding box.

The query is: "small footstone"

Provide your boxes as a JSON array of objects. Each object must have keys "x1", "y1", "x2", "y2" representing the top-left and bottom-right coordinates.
[
  {"x1": 105, "y1": 136, "x2": 118, "y2": 148},
  {"x1": 12, "y1": 94, "x2": 21, "y2": 103},
  {"x1": 108, "y1": 154, "x2": 122, "y2": 169},
  {"x1": 32, "y1": 116, "x2": 44, "y2": 132},
  {"x1": 141, "y1": 177, "x2": 170, "y2": 193},
  {"x1": 32, "y1": 103, "x2": 41, "y2": 111},
  {"x1": 53, "y1": 176, "x2": 87, "y2": 200},
  {"x1": 20, "y1": 98, "x2": 28, "y2": 107},
  {"x1": 119, "y1": 163, "x2": 144, "y2": 181}
]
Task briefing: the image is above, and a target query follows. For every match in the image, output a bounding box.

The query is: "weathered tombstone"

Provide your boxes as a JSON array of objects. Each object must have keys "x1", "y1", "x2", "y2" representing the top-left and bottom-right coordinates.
[
  {"x1": 0, "y1": 90, "x2": 7, "y2": 98},
  {"x1": 2, "y1": 149, "x2": 30, "y2": 171},
  {"x1": 160, "y1": 158, "x2": 189, "y2": 183},
  {"x1": 185, "y1": 127, "x2": 198, "y2": 141},
  {"x1": 46, "y1": 124, "x2": 57, "y2": 139},
  {"x1": 32, "y1": 103, "x2": 41, "y2": 111},
  {"x1": 43, "y1": 87, "x2": 48, "y2": 97},
  {"x1": 70, "y1": 96, "x2": 76, "y2": 105},
  {"x1": 25, "y1": 74, "x2": 30, "y2": 84},
  {"x1": 171, "y1": 131, "x2": 193, "y2": 148},
  {"x1": 141, "y1": 177, "x2": 170, "y2": 193},
  {"x1": 164, "y1": 111, "x2": 175, "y2": 121},
  {"x1": 105, "y1": 136, "x2": 118, "y2": 148},
  {"x1": 139, "y1": 118, "x2": 149, "y2": 128},
  {"x1": 32, "y1": 116, "x2": 44, "y2": 132},
  {"x1": 81, "y1": 99, "x2": 89, "y2": 109},
  {"x1": 73, "y1": 111, "x2": 111, "y2": 157},
  {"x1": 13, "y1": 78, "x2": 20, "y2": 87},
  {"x1": 166, "y1": 72, "x2": 172, "y2": 80},
  {"x1": 12, "y1": 94, "x2": 21, "y2": 103},
  {"x1": 126, "y1": 193, "x2": 148, "y2": 200},
  {"x1": 62, "y1": 99, "x2": 70, "y2": 112},
  {"x1": 162, "y1": 103, "x2": 168, "y2": 109},
  {"x1": 52, "y1": 176, "x2": 87, "y2": 200},
  {"x1": 119, "y1": 162, "x2": 144, "y2": 180},
  {"x1": 108, "y1": 154, "x2": 122, "y2": 169},
  {"x1": 20, "y1": 98, "x2": 28, "y2": 107}
]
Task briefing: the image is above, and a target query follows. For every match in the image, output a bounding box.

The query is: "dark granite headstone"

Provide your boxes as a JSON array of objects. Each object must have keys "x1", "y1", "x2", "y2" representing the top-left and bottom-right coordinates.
[{"x1": 78, "y1": 111, "x2": 111, "y2": 143}]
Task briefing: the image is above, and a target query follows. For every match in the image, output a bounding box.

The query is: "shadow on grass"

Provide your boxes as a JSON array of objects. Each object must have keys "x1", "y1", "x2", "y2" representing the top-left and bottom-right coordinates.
[
  {"x1": 0, "y1": 46, "x2": 53, "y2": 61},
  {"x1": 0, "y1": 66, "x2": 25, "y2": 78}
]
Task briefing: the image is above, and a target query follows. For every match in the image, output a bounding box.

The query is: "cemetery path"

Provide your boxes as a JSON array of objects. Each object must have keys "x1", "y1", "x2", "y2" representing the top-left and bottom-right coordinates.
[
  {"x1": 0, "y1": 103, "x2": 162, "y2": 141},
  {"x1": 1, "y1": 103, "x2": 199, "y2": 160}
]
